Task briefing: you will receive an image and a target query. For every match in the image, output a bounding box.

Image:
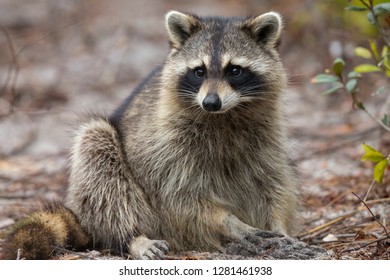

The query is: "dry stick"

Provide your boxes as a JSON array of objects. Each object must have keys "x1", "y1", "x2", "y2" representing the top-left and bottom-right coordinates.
[
  {"x1": 299, "y1": 210, "x2": 360, "y2": 238},
  {"x1": 366, "y1": 197, "x2": 390, "y2": 204},
  {"x1": 312, "y1": 234, "x2": 382, "y2": 245},
  {"x1": 341, "y1": 235, "x2": 390, "y2": 254},
  {"x1": 303, "y1": 192, "x2": 390, "y2": 252},
  {"x1": 352, "y1": 192, "x2": 389, "y2": 237},
  {"x1": 301, "y1": 196, "x2": 390, "y2": 239},
  {"x1": 326, "y1": 197, "x2": 383, "y2": 255},
  {"x1": 363, "y1": 178, "x2": 377, "y2": 202},
  {"x1": 50, "y1": 246, "x2": 95, "y2": 260},
  {"x1": 299, "y1": 226, "x2": 333, "y2": 241}
]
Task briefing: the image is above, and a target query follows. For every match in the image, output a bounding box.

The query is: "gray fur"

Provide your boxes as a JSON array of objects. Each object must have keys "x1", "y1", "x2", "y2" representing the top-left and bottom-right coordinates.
[{"x1": 66, "y1": 11, "x2": 300, "y2": 259}]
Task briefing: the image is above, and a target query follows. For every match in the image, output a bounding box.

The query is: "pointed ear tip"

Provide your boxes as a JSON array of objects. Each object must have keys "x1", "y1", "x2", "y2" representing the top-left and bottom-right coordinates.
[
  {"x1": 165, "y1": 10, "x2": 187, "y2": 21},
  {"x1": 262, "y1": 11, "x2": 283, "y2": 25},
  {"x1": 165, "y1": 10, "x2": 178, "y2": 17},
  {"x1": 165, "y1": 10, "x2": 177, "y2": 21}
]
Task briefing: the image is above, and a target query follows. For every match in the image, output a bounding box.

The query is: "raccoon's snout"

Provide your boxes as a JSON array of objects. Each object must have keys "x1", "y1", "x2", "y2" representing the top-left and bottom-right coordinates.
[{"x1": 202, "y1": 93, "x2": 222, "y2": 112}]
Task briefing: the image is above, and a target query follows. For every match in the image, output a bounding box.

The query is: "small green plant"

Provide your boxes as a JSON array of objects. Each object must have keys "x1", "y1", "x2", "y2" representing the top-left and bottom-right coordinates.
[
  {"x1": 361, "y1": 143, "x2": 389, "y2": 183},
  {"x1": 312, "y1": 0, "x2": 390, "y2": 189}
]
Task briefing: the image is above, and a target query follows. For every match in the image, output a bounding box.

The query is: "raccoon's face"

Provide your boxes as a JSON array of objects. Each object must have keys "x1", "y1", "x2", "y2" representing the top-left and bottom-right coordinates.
[{"x1": 161, "y1": 11, "x2": 286, "y2": 114}]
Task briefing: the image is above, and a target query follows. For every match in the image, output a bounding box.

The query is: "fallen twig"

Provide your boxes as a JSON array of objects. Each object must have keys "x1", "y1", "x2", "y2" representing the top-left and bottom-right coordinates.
[
  {"x1": 51, "y1": 246, "x2": 96, "y2": 260},
  {"x1": 341, "y1": 235, "x2": 390, "y2": 253},
  {"x1": 300, "y1": 196, "x2": 390, "y2": 239},
  {"x1": 365, "y1": 197, "x2": 390, "y2": 204},
  {"x1": 299, "y1": 210, "x2": 359, "y2": 238},
  {"x1": 352, "y1": 192, "x2": 389, "y2": 237},
  {"x1": 363, "y1": 178, "x2": 376, "y2": 202}
]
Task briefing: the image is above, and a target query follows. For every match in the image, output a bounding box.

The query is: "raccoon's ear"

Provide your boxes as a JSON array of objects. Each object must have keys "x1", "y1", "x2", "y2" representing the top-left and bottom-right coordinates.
[
  {"x1": 165, "y1": 11, "x2": 201, "y2": 49},
  {"x1": 243, "y1": 12, "x2": 282, "y2": 48}
]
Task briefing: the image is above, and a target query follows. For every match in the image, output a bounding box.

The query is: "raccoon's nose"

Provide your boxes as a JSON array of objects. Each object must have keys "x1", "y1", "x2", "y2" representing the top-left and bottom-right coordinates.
[{"x1": 202, "y1": 93, "x2": 222, "y2": 112}]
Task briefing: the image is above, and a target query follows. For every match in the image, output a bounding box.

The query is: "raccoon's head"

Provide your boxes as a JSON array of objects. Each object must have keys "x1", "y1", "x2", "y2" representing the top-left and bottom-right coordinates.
[{"x1": 160, "y1": 11, "x2": 287, "y2": 115}]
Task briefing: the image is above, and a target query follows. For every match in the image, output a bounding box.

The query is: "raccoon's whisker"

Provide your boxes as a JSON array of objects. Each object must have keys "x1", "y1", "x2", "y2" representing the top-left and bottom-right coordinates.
[
  {"x1": 239, "y1": 84, "x2": 281, "y2": 97},
  {"x1": 239, "y1": 90, "x2": 269, "y2": 98},
  {"x1": 237, "y1": 80, "x2": 282, "y2": 93},
  {"x1": 181, "y1": 82, "x2": 200, "y2": 93},
  {"x1": 178, "y1": 89, "x2": 197, "y2": 96},
  {"x1": 238, "y1": 83, "x2": 277, "y2": 93},
  {"x1": 188, "y1": 103, "x2": 203, "y2": 112}
]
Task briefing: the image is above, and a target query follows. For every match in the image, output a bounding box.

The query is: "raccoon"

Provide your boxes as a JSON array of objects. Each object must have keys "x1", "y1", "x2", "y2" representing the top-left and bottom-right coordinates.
[{"x1": 2, "y1": 10, "x2": 299, "y2": 260}]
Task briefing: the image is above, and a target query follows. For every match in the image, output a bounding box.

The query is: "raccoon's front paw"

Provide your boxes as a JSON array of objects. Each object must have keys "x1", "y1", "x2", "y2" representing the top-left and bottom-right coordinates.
[
  {"x1": 251, "y1": 230, "x2": 284, "y2": 240},
  {"x1": 140, "y1": 239, "x2": 169, "y2": 260},
  {"x1": 129, "y1": 235, "x2": 169, "y2": 260},
  {"x1": 241, "y1": 230, "x2": 285, "y2": 245},
  {"x1": 227, "y1": 235, "x2": 328, "y2": 260}
]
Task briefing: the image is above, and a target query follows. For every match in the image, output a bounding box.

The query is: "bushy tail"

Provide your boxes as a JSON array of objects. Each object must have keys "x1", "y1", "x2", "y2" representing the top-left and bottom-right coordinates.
[{"x1": 1, "y1": 202, "x2": 89, "y2": 260}]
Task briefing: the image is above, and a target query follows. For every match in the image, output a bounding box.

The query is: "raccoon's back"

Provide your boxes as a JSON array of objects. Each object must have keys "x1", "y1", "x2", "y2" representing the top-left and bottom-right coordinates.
[{"x1": 110, "y1": 65, "x2": 163, "y2": 137}]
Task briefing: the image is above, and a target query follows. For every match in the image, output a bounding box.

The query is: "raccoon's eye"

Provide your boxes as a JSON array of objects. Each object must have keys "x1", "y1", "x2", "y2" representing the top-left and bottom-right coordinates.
[
  {"x1": 194, "y1": 67, "x2": 206, "y2": 78},
  {"x1": 230, "y1": 66, "x2": 242, "y2": 77}
]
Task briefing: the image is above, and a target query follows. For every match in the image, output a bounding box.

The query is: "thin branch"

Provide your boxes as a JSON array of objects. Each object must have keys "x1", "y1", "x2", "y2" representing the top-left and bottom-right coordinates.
[
  {"x1": 341, "y1": 235, "x2": 390, "y2": 253},
  {"x1": 359, "y1": 0, "x2": 390, "y2": 46},
  {"x1": 299, "y1": 210, "x2": 359, "y2": 238},
  {"x1": 361, "y1": 107, "x2": 390, "y2": 132},
  {"x1": 363, "y1": 178, "x2": 376, "y2": 202},
  {"x1": 352, "y1": 192, "x2": 389, "y2": 236},
  {"x1": 366, "y1": 197, "x2": 390, "y2": 204}
]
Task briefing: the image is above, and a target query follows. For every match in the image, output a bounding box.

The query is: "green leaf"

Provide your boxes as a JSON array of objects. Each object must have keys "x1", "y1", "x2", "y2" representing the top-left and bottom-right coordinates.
[
  {"x1": 346, "y1": 79, "x2": 358, "y2": 93},
  {"x1": 379, "y1": 46, "x2": 390, "y2": 69},
  {"x1": 345, "y1": 6, "x2": 368, "y2": 12},
  {"x1": 354, "y1": 64, "x2": 382, "y2": 73},
  {"x1": 355, "y1": 47, "x2": 372, "y2": 59},
  {"x1": 333, "y1": 58, "x2": 345, "y2": 77},
  {"x1": 347, "y1": 71, "x2": 362, "y2": 79},
  {"x1": 381, "y1": 45, "x2": 388, "y2": 58},
  {"x1": 311, "y1": 74, "x2": 340, "y2": 84},
  {"x1": 321, "y1": 84, "x2": 344, "y2": 95},
  {"x1": 368, "y1": 3, "x2": 390, "y2": 25},
  {"x1": 361, "y1": 143, "x2": 386, "y2": 162},
  {"x1": 370, "y1": 40, "x2": 380, "y2": 61},
  {"x1": 383, "y1": 53, "x2": 390, "y2": 70},
  {"x1": 374, "y1": 3, "x2": 390, "y2": 14},
  {"x1": 362, "y1": 143, "x2": 380, "y2": 154},
  {"x1": 374, "y1": 159, "x2": 388, "y2": 183}
]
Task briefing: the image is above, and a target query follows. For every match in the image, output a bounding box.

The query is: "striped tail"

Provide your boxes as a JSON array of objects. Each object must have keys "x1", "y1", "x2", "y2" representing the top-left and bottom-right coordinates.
[{"x1": 1, "y1": 202, "x2": 89, "y2": 260}]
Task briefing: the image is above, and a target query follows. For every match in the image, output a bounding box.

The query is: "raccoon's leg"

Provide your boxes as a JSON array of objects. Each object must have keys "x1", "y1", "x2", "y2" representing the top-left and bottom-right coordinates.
[
  {"x1": 216, "y1": 211, "x2": 283, "y2": 243},
  {"x1": 216, "y1": 188, "x2": 299, "y2": 246},
  {"x1": 66, "y1": 116, "x2": 168, "y2": 259},
  {"x1": 219, "y1": 188, "x2": 299, "y2": 240},
  {"x1": 269, "y1": 188, "x2": 300, "y2": 237}
]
